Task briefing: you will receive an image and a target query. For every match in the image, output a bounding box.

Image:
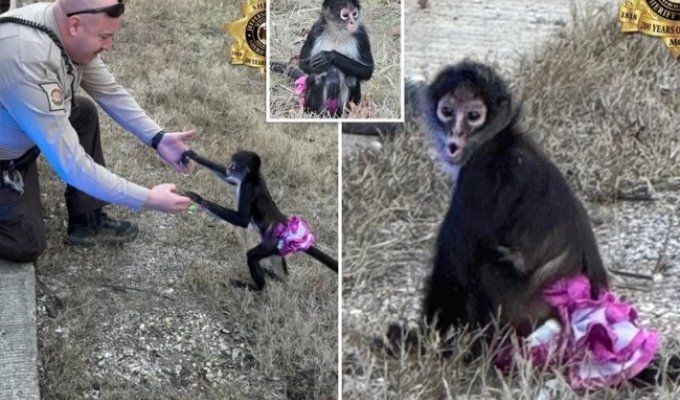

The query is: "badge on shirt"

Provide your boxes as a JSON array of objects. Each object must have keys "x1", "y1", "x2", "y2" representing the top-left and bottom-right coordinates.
[{"x1": 39, "y1": 83, "x2": 65, "y2": 112}]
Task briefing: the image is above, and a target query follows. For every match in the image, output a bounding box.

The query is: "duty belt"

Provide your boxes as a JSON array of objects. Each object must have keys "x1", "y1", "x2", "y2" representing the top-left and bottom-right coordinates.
[{"x1": 0, "y1": 146, "x2": 41, "y2": 194}]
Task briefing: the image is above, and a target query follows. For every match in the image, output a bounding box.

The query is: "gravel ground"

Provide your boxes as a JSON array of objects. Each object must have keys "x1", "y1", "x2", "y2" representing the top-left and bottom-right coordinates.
[{"x1": 36, "y1": 209, "x2": 298, "y2": 398}]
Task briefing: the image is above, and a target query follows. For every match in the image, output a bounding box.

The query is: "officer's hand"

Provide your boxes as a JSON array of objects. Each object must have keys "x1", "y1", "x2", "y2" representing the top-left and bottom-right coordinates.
[
  {"x1": 156, "y1": 129, "x2": 197, "y2": 173},
  {"x1": 145, "y1": 183, "x2": 191, "y2": 213}
]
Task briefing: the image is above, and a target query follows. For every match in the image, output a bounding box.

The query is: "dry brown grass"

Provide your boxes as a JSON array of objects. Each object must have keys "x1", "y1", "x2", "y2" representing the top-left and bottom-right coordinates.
[
  {"x1": 30, "y1": 0, "x2": 338, "y2": 399},
  {"x1": 517, "y1": 5, "x2": 680, "y2": 200},
  {"x1": 342, "y1": 4, "x2": 680, "y2": 399},
  {"x1": 268, "y1": 0, "x2": 402, "y2": 120}
]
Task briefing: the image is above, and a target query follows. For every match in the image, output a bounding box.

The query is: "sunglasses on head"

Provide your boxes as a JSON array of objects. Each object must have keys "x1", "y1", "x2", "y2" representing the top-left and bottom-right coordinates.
[{"x1": 66, "y1": 0, "x2": 125, "y2": 18}]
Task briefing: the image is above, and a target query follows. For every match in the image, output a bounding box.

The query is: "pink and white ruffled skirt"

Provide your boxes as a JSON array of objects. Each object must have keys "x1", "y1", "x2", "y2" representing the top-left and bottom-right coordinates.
[{"x1": 496, "y1": 274, "x2": 659, "y2": 389}]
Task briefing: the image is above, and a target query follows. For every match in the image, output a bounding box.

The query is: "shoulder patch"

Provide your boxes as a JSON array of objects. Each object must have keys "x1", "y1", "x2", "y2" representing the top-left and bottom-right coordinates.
[{"x1": 39, "y1": 83, "x2": 65, "y2": 112}]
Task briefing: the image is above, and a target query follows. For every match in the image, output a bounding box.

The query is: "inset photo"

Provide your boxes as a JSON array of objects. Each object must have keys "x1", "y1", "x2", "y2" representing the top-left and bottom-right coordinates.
[
  {"x1": 267, "y1": 0, "x2": 403, "y2": 121},
  {"x1": 0, "y1": 0, "x2": 338, "y2": 398},
  {"x1": 343, "y1": 2, "x2": 680, "y2": 399}
]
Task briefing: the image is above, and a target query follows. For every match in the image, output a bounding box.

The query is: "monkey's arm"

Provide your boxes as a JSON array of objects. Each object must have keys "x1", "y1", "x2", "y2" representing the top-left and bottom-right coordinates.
[
  {"x1": 299, "y1": 21, "x2": 325, "y2": 74},
  {"x1": 182, "y1": 150, "x2": 228, "y2": 180},
  {"x1": 328, "y1": 52, "x2": 373, "y2": 80},
  {"x1": 425, "y1": 169, "x2": 501, "y2": 331},
  {"x1": 432, "y1": 198, "x2": 483, "y2": 281},
  {"x1": 328, "y1": 28, "x2": 374, "y2": 80},
  {"x1": 184, "y1": 189, "x2": 252, "y2": 228},
  {"x1": 424, "y1": 197, "x2": 480, "y2": 330}
]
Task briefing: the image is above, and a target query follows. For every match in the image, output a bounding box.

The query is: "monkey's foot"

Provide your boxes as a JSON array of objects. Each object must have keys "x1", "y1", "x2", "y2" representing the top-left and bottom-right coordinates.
[
  {"x1": 371, "y1": 322, "x2": 424, "y2": 357},
  {"x1": 632, "y1": 353, "x2": 680, "y2": 387},
  {"x1": 263, "y1": 269, "x2": 284, "y2": 281}
]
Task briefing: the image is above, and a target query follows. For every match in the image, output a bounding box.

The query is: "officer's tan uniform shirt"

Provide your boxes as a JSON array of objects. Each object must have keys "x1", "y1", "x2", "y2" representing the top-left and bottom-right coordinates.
[{"x1": 0, "y1": 2, "x2": 162, "y2": 210}]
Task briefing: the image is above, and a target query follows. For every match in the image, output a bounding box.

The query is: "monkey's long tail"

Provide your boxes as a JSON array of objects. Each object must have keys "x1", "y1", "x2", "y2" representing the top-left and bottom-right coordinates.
[
  {"x1": 342, "y1": 122, "x2": 403, "y2": 136},
  {"x1": 339, "y1": 79, "x2": 427, "y2": 137},
  {"x1": 304, "y1": 246, "x2": 338, "y2": 273},
  {"x1": 270, "y1": 61, "x2": 306, "y2": 80}
]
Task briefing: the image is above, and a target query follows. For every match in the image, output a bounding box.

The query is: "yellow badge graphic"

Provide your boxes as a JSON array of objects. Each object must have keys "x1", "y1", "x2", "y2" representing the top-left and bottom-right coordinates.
[
  {"x1": 619, "y1": 0, "x2": 680, "y2": 57},
  {"x1": 225, "y1": 0, "x2": 266, "y2": 72}
]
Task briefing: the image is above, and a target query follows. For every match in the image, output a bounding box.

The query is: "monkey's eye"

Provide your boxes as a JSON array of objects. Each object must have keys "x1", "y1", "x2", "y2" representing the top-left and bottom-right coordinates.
[
  {"x1": 340, "y1": 12, "x2": 349, "y2": 20},
  {"x1": 352, "y1": 10, "x2": 359, "y2": 19},
  {"x1": 467, "y1": 111, "x2": 481, "y2": 121},
  {"x1": 438, "y1": 106, "x2": 454, "y2": 121}
]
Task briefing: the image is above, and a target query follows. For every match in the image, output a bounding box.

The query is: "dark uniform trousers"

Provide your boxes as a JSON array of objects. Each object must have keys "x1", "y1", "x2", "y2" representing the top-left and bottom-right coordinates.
[{"x1": 0, "y1": 96, "x2": 108, "y2": 262}]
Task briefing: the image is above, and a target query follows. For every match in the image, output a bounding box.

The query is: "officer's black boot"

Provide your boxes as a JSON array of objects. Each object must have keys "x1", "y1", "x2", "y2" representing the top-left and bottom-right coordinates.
[{"x1": 66, "y1": 209, "x2": 138, "y2": 246}]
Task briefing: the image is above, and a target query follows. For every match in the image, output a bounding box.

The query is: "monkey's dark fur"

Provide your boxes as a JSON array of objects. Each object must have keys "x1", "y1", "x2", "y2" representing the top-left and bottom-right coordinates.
[
  {"x1": 182, "y1": 150, "x2": 338, "y2": 291},
  {"x1": 422, "y1": 62, "x2": 607, "y2": 339},
  {"x1": 379, "y1": 61, "x2": 606, "y2": 350},
  {"x1": 341, "y1": 122, "x2": 402, "y2": 136},
  {"x1": 380, "y1": 61, "x2": 680, "y2": 385}
]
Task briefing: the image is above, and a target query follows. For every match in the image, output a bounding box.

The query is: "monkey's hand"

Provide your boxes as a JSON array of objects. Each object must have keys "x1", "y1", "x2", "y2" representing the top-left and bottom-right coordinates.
[
  {"x1": 156, "y1": 129, "x2": 198, "y2": 173},
  {"x1": 310, "y1": 51, "x2": 332, "y2": 73},
  {"x1": 181, "y1": 150, "x2": 197, "y2": 165},
  {"x1": 182, "y1": 191, "x2": 204, "y2": 205}
]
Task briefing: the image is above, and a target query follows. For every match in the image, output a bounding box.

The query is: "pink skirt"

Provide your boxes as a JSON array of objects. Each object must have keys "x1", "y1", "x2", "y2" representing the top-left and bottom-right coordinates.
[
  {"x1": 272, "y1": 215, "x2": 315, "y2": 256},
  {"x1": 495, "y1": 275, "x2": 660, "y2": 389},
  {"x1": 294, "y1": 75, "x2": 340, "y2": 115}
]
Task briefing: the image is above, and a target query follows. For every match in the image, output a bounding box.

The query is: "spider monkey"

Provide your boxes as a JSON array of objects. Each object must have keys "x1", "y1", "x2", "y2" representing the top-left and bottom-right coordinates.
[
  {"x1": 419, "y1": 61, "x2": 609, "y2": 338},
  {"x1": 181, "y1": 150, "x2": 338, "y2": 291},
  {"x1": 381, "y1": 60, "x2": 606, "y2": 349},
  {"x1": 379, "y1": 61, "x2": 680, "y2": 385},
  {"x1": 271, "y1": 0, "x2": 374, "y2": 117}
]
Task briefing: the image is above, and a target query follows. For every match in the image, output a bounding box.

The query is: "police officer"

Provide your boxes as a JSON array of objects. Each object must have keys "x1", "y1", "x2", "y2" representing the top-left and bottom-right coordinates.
[{"x1": 0, "y1": 0, "x2": 194, "y2": 262}]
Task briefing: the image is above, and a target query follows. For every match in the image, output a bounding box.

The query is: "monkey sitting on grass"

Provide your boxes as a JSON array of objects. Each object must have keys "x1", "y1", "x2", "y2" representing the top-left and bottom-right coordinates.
[
  {"x1": 270, "y1": 0, "x2": 374, "y2": 117},
  {"x1": 383, "y1": 60, "x2": 676, "y2": 388},
  {"x1": 181, "y1": 150, "x2": 338, "y2": 291}
]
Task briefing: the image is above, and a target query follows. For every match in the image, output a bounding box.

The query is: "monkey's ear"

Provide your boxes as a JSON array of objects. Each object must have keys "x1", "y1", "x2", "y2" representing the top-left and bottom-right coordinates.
[
  {"x1": 409, "y1": 82, "x2": 433, "y2": 119},
  {"x1": 490, "y1": 96, "x2": 521, "y2": 127},
  {"x1": 506, "y1": 97, "x2": 523, "y2": 125}
]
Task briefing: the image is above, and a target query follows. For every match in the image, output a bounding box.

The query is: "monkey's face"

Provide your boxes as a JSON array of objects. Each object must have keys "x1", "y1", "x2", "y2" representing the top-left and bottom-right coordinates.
[
  {"x1": 225, "y1": 162, "x2": 245, "y2": 186},
  {"x1": 340, "y1": 5, "x2": 360, "y2": 33},
  {"x1": 324, "y1": 0, "x2": 361, "y2": 33},
  {"x1": 227, "y1": 151, "x2": 262, "y2": 185},
  {"x1": 435, "y1": 88, "x2": 487, "y2": 164}
]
